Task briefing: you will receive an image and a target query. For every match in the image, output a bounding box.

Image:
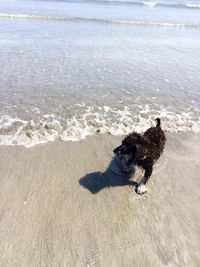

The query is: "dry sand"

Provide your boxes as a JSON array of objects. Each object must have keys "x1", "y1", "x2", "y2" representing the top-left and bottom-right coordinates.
[{"x1": 0, "y1": 132, "x2": 200, "y2": 267}]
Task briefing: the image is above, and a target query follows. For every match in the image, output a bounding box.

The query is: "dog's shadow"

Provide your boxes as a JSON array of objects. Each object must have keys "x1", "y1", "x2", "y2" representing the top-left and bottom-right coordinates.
[{"x1": 79, "y1": 158, "x2": 137, "y2": 194}]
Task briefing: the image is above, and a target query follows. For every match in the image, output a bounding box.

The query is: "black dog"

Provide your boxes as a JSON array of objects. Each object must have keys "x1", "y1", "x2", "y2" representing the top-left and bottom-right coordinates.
[{"x1": 113, "y1": 118, "x2": 166, "y2": 194}]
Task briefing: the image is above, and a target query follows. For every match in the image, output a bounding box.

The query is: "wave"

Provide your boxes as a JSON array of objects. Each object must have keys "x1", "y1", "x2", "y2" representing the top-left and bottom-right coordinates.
[
  {"x1": 93, "y1": 0, "x2": 200, "y2": 10},
  {"x1": 0, "y1": 106, "x2": 199, "y2": 147},
  {"x1": 183, "y1": 3, "x2": 200, "y2": 9},
  {"x1": 42, "y1": 0, "x2": 200, "y2": 10},
  {"x1": 141, "y1": 1, "x2": 158, "y2": 7},
  {"x1": 10, "y1": 0, "x2": 199, "y2": 10},
  {"x1": 0, "y1": 13, "x2": 200, "y2": 29},
  {"x1": 140, "y1": 1, "x2": 200, "y2": 9}
]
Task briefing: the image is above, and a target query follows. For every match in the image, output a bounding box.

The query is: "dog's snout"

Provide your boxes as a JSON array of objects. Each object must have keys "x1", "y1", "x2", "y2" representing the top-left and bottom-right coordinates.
[{"x1": 113, "y1": 145, "x2": 126, "y2": 155}]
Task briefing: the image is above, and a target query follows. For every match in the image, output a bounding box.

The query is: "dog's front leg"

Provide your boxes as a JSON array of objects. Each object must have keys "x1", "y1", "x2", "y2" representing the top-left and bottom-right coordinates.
[{"x1": 136, "y1": 161, "x2": 153, "y2": 194}]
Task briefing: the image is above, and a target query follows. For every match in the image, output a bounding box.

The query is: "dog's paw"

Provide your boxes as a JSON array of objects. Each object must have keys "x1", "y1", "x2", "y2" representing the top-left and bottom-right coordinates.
[{"x1": 136, "y1": 184, "x2": 147, "y2": 195}]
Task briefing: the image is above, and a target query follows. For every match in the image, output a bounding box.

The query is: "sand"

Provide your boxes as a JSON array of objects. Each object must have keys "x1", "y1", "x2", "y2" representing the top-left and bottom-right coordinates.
[{"x1": 0, "y1": 132, "x2": 200, "y2": 267}]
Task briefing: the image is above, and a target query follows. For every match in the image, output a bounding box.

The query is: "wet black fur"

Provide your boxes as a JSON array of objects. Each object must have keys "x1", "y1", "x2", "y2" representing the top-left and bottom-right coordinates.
[{"x1": 113, "y1": 118, "x2": 166, "y2": 190}]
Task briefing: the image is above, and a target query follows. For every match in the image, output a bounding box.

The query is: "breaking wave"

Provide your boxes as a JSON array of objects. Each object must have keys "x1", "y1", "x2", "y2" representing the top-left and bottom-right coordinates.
[
  {"x1": 0, "y1": 105, "x2": 199, "y2": 147},
  {"x1": 21, "y1": 0, "x2": 200, "y2": 10},
  {"x1": 5, "y1": 0, "x2": 199, "y2": 10},
  {"x1": 141, "y1": 1, "x2": 158, "y2": 7},
  {"x1": 95, "y1": 0, "x2": 200, "y2": 10},
  {"x1": 0, "y1": 13, "x2": 200, "y2": 29}
]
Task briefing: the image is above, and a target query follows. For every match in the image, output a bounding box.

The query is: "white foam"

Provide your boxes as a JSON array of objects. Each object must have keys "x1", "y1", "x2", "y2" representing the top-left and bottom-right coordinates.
[
  {"x1": 0, "y1": 13, "x2": 199, "y2": 29},
  {"x1": 184, "y1": 3, "x2": 200, "y2": 9},
  {"x1": 141, "y1": 1, "x2": 157, "y2": 7},
  {"x1": 0, "y1": 105, "x2": 199, "y2": 147},
  {"x1": 0, "y1": 115, "x2": 27, "y2": 130}
]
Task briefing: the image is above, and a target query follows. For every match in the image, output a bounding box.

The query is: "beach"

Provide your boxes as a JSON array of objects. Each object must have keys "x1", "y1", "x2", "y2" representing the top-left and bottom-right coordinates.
[{"x1": 0, "y1": 132, "x2": 200, "y2": 266}]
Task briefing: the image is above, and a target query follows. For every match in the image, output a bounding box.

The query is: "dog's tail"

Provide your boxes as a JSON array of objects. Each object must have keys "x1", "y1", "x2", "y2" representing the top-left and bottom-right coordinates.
[{"x1": 155, "y1": 118, "x2": 161, "y2": 128}]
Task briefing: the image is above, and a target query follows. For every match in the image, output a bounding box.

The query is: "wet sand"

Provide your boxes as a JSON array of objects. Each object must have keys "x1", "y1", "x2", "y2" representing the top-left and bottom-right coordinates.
[{"x1": 0, "y1": 132, "x2": 200, "y2": 267}]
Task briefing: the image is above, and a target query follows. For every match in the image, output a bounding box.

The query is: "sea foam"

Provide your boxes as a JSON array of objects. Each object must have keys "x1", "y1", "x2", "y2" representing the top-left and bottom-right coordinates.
[
  {"x1": 0, "y1": 106, "x2": 199, "y2": 147},
  {"x1": 141, "y1": 1, "x2": 157, "y2": 7},
  {"x1": 0, "y1": 13, "x2": 200, "y2": 29}
]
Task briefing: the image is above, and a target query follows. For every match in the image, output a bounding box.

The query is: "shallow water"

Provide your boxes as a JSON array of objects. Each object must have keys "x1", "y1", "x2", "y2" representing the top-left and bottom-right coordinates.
[{"x1": 0, "y1": 0, "x2": 200, "y2": 146}]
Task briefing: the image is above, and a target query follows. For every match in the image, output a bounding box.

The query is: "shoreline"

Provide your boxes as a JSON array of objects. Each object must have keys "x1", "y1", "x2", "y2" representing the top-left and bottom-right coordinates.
[{"x1": 0, "y1": 132, "x2": 200, "y2": 266}]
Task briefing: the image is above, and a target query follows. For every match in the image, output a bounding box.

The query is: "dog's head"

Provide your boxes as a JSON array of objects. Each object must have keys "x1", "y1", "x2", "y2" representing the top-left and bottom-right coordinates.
[
  {"x1": 113, "y1": 143, "x2": 137, "y2": 157},
  {"x1": 113, "y1": 133, "x2": 149, "y2": 162}
]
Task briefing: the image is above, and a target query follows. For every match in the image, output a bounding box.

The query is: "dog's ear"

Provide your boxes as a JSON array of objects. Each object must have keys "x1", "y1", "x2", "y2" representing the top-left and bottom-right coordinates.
[
  {"x1": 132, "y1": 143, "x2": 138, "y2": 152},
  {"x1": 131, "y1": 143, "x2": 138, "y2": 156}
]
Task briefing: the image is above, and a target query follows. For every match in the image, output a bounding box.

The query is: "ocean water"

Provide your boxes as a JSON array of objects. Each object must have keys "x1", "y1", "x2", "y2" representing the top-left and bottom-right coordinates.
[{"x1": 0, "y1": 0, "x2": 200, "y2": 147}]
